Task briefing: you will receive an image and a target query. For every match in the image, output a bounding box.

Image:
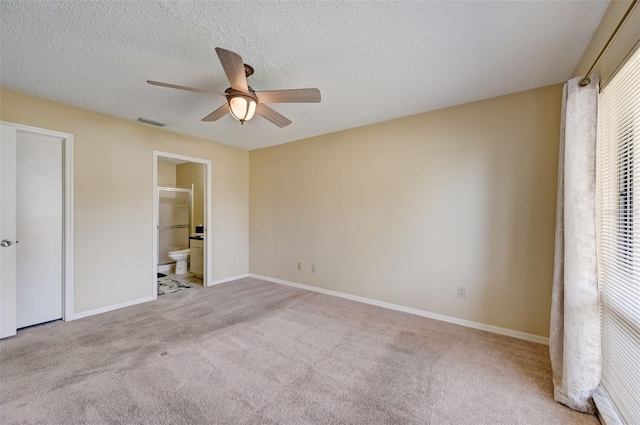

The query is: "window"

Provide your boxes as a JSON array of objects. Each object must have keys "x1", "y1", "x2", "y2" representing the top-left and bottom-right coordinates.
[{"x1": 597, "y1": 47, "x2": 640, "y2": 423}]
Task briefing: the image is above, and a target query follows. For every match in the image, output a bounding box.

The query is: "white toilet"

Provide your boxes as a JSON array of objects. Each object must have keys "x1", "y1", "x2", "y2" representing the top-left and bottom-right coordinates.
[{"x1": 167, "y1": 249, "x2": 190, "y2": 275}]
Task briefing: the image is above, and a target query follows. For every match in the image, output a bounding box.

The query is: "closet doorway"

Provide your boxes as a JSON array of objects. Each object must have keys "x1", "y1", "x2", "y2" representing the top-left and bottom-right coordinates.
[{"x1": 152, "y1": 151, "x2": 212, "y2": 299}]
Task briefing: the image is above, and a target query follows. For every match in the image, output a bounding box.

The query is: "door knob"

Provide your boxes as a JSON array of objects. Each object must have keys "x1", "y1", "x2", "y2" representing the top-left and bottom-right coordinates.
[{"x1": 1, "y1": 239, "x2": 13, "y2": 247}]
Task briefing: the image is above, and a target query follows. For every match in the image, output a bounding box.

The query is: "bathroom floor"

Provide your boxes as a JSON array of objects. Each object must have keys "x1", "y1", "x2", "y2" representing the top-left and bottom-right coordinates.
[{"x1": 157, "y1": 269, "x2": 203, "y2": 296}]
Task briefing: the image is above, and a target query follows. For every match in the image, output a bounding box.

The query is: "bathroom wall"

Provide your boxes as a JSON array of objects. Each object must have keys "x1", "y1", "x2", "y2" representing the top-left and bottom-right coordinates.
[
  {"x1": 157, "y1": 159, "x2": 177, "y2": 187},
  {"x1": 176, "y1": 162, "x2": 206, "y2": 233}
]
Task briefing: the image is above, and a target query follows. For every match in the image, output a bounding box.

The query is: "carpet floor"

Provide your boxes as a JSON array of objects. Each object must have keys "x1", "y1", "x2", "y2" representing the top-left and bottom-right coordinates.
[{"x1": 0, "y1": 277, "x2": 599, "y2": 425}]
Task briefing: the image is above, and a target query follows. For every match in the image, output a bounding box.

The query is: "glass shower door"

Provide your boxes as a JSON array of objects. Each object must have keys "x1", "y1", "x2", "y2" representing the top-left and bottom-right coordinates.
[{"x1": 158, "y1": 188, "x2": 191, "y2": 265}]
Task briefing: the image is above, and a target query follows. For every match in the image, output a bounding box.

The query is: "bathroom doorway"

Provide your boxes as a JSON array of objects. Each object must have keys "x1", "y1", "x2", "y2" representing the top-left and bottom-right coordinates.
[{"x1": 152, "y1": 151, "x2": 212, "y2": 299}]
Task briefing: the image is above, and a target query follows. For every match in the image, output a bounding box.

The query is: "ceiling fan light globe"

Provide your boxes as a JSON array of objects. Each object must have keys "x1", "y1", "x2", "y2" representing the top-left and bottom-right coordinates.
[
  {"x1": 247, "y1": 100, "x2": 256, "y2": 121},
  {"x1": 229, "y1": 95, "x2": 256, "y2": 123}
]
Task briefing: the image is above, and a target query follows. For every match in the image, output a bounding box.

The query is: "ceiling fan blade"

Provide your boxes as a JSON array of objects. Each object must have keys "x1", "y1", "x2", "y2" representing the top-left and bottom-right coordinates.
[
  {"x1": 215, "y1": 47, "x2": 249, "y2": 93},
  {"x1": 147, "y1": 80, "x2": 225, "y2": 96},
  {"x1": 201, "y1": 104, "x2": 229, "y2": 121},
  {"x1": 256, "y1": 88, "x2": 321, "y2": 104},
  {"x1": 255, "y1": 104, "x2": 292, "y2": 128}
]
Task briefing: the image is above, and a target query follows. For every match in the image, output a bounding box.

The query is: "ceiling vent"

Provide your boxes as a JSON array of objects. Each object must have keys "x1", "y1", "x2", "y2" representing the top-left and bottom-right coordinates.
[{"x1": 137, "y1": 117, "x2": 167, "y2": 127}]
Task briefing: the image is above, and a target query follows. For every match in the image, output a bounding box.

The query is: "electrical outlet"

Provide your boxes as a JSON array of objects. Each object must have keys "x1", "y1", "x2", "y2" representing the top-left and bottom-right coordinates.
[
  {"x1": 457, "y1": 287, "x2": 466, "y2": 299},
  {"x1": 297, "y1": 262, "x2": 302, "y2": 271},
  {"x1": 311, "y1": 265, "x2": 316, "y2": 273}
]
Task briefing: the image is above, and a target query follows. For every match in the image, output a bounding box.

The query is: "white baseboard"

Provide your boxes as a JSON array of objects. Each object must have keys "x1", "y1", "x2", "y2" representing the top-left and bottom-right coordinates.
[
  {"x1": 68, "y1": 296, "x2": 155, "y2": 321},
  {"x1": 65, "y1": 272, "x2": 250, "y2": 322},
  {"x1": 209, "y1": 273, "x2": 250, "y2": 286},
  {"x1": 157, "y1": 264, "x2": 173, "y2": 272},
  {"x1": 249, "y1": 274, "x2": 549, "y2": 345}
]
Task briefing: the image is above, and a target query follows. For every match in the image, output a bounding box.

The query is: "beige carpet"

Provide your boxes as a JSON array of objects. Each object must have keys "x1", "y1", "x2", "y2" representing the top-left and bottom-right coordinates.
[{"x1": 0, "y1": 277, "x2": 599, "y2": 425}]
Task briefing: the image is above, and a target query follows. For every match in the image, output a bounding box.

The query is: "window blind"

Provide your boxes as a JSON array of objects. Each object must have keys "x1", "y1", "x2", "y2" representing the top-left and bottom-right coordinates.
[{"x1": 597, "y1": 46, "x2": 640, "y2": 424}]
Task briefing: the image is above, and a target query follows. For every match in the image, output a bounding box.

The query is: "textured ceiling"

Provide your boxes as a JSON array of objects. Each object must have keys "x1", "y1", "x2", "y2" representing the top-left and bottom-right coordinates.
[{"x1": 0, "y1": 1, "x2": 608, "y2": 150}]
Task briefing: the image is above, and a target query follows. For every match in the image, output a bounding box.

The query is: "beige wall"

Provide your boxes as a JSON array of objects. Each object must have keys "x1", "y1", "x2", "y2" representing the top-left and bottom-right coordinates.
[
  {"x1": 574, "y1": 0, "x2": 640, "y2": 85},
  {"x1": 250, "y1": 84, "x2": 562, "y2": 337},
  {"x1": 0, "y1": 88, "x2": 249, "y2": 314},
  {"x1": 157, "y1": 158, "x2": 177, "y2": 187},
  {"x1": 176, "y1": 162, "x2": 206, "y2": 232}
]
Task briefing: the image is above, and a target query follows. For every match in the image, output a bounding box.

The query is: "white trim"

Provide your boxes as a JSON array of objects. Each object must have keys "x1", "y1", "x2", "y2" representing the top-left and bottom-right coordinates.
[
  {"x1": 0, "y1": 122, "x2": 74, "y2": 326},
  {"x1": 68, "y1": 296, "x2": 154, "y2": 321},
  {"x1": 152, "y1": 153, "x2": 159, "y2": 299},
  {"x1": 210, "y1": 273, "x2": 249, "y2": 286},
  {"x1": 152, "y1": 151, "x2": 213, "y2": 299},
  {"x1": 157, "y1": 264, "x2": 173, "y2": 273},
  {"x1": 249, "y1": 274, "x2": 549, "y2": 345},
  {"x1": 204, "y1": 156, "x2": 212, "y2": 287},
  {"x1": 62, "y1": 132, "x2": 74, "y2": 322},
  {"x1": 0, "y1": 122, "x2": 74, "y2": 142}
]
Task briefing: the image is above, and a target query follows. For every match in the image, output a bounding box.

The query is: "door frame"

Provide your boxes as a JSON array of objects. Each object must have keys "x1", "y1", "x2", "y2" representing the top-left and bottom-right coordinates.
[
  {"x1": 152, "y1": 150, "x2": 212, "y2": 299},
  {"x1": 0, "y1": 122, "x2": 74, "y2": 337}
]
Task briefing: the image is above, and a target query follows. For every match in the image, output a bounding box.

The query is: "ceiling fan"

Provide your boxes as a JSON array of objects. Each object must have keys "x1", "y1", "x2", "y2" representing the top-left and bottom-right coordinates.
[{"x1": 147, "y1": 47, "x2": 321, "y2": 128}]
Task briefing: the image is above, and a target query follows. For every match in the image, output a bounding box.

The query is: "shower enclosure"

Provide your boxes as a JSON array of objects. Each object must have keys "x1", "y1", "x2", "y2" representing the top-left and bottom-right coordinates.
[{"x1": 157, "y1": 186, "x2": 193, "y2": 265}]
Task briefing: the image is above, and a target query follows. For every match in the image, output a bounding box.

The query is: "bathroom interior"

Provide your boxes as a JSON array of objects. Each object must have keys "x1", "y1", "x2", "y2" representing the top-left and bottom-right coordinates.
[{"x1": 157, "y1": 157, "x2": 206, "y2": 293}]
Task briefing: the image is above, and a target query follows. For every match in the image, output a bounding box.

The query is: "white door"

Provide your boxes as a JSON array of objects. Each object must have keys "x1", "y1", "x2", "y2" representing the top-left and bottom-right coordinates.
[
  {"x1": 15, "y1": 132, "x2": 63, "y2": 328},
  {"x1": 0, "y1": 125, "x2": 18, "y2": 337}
]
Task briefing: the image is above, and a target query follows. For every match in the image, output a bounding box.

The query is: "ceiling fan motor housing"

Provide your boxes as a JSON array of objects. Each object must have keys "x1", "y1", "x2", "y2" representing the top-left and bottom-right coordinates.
[{"x1": 243, "y1": 64, "x2": 254, "y2": 78}]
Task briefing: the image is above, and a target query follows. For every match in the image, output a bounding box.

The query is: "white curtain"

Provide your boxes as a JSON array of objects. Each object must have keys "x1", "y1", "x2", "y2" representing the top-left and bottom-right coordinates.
[{"x1": 550, "y1": 75, "x2": 601, "y2": 414}]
